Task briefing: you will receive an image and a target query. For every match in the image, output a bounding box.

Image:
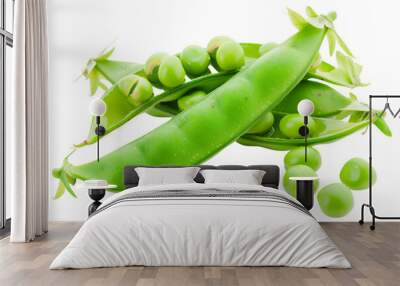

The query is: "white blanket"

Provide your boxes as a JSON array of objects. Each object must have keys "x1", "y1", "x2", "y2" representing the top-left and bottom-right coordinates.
[{"x1": 50, "y1": 183, "x2": 350, "y2": 269}]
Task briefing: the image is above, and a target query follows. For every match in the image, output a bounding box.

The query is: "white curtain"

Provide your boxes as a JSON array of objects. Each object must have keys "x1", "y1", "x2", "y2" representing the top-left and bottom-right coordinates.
[{"x1": 10, "y1": 0, "x2": 49, "y2": 242}]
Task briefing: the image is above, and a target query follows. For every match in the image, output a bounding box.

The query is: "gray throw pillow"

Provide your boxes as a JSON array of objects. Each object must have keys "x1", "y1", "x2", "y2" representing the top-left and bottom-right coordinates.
[{"x1": 135, "y1": 167, "x2": 200, "y2": 186}]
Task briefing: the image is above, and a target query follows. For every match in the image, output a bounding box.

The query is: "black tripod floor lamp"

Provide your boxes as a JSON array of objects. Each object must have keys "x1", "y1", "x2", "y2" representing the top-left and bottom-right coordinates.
[{"x1": 359, "y1": 95, "x2": 400, "y2": 230}]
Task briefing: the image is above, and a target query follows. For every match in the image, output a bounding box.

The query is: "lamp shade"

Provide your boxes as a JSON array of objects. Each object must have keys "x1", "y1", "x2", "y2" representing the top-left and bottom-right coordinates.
[
  {"x1": 89, "y1": 98, "x2": 107, "y2": 116},
  {"x1": 297, "y1": 99, "x2": 314, "y2": 116}
]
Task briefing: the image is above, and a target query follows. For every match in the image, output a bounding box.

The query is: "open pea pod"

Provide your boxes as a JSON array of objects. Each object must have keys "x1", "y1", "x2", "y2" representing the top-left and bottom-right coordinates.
[
  {"x1": 77, "y1": 43, "x2": 272, "y2": 147},
  {"x1": 274, "y1": 82, "x2": 391, "y2": 136},
  {"x1": 88, "y1": 42, "x2": 259, "y2": 88},
  {"x1": 238, "y1": 113, "x2": 371, "y2": 151},
  {"x1": 76, "y1": 71, "x2": 235, "y2": 147}
]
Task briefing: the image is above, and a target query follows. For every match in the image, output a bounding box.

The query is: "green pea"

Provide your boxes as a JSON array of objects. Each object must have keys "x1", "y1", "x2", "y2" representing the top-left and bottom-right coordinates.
[
  {"x1": 279, "y1": 114, "x2": 317, "y2": 139},
  {"x1": 177, "y1": 90, "x2": 207, "y2": 111},
  {"x1": 158, "y1": 55, "x2": 186, "y2": 88},
  {"x1": 117, "y1": 74, "x2": 154, "y2": 106},
  {"x1": 340, "y1": 157, "x2": 376, "y2": 190},
  {"x1": 180, "y1": 45, "x2": 210, "y2": 77},
  {"x1": 284, "y1": 146, "x2": 321, "y2": 171},
  {"x1": 216, "y1": 41, "x2": 245, "y2": 71},
  {"x1": 259, "y1": 42, "x2": 278, "y2": 55},
  {"x1": 144, "y1": 52, "x2": 168, "y2": 87},
  {"x1": 247, "y1": 112, "x2": 274, "y2": 134},
  {"x1": 317, "y1": 183, "x2": 353, "y2": 217},
  {"x1": 207, "y1": 36, "x2": 233, "y2": 56},
  {"x1": 283, "y1": 165, "x2": 319, "y2": 197},
  {"x1": 207, "y1": 36, "x2": 234, "y2": 71}
]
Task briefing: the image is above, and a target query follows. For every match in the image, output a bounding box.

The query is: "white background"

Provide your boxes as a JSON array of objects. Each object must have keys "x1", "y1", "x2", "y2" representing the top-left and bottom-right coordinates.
[{"x1": 47, "y1": 0, "x2": 400, "y2": 221}]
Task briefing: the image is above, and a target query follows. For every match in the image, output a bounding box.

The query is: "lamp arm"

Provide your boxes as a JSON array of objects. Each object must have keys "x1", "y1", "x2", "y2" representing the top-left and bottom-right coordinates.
[
  {"x1": 94, "y1": 116, "x2": 106, "y2": 162},
  {"x1": 97, "y1": 116, "x2": 100, "y2": 162},
  {"x1": 304, "y1": 116, "x2": 308, "y2": 163}
]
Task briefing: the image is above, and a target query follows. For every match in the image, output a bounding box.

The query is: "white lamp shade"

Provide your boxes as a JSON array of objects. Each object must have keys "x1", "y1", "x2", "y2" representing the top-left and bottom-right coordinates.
[
  {"x1": 89, "y1": 98, "x2": 107, "y2": 116},
  {"x1": 297, "y1": 99, "x2": 314, "y2": 116}
]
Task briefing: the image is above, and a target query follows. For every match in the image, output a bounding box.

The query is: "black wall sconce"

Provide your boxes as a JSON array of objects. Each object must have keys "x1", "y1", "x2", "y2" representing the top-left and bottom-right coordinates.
[
  {"x1": 297, "y1": 99, "x2": 315, "y2": 162},
  {"x1": 89, "y1": 98, "x2": 107, "y2": 162}
]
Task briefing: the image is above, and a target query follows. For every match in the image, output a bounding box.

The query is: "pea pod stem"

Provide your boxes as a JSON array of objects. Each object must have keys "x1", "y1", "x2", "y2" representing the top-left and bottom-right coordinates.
[{"x1": 59, "y1": 171, "x2": 77, "y2": 198}]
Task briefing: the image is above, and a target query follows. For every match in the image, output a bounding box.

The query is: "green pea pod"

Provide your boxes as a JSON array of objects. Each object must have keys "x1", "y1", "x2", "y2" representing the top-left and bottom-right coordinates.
[
  {"x1": 274, "y1": 80, "x2": 352, "y2": 116},
  {"x1": 238, "y1": 113, "x2": 370, "y2": 151},
  {"x1": 60, "y1": 23, "x2": 327, "y2": 192},
  {"x1": 274, "y1": 82, "x2": 391, "y2": 137},
  {"x1": 76, "y1": 71, "x2": 234, "y2": 147}
]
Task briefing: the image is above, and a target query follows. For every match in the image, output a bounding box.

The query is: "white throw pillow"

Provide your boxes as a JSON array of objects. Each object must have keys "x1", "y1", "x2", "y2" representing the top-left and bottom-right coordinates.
[
  {"x1": 200, "y1": 169, "x2": 266, "y2": 185},
  {"x1": 135, "y1": 167, "x2": 200, "y2": 186}
]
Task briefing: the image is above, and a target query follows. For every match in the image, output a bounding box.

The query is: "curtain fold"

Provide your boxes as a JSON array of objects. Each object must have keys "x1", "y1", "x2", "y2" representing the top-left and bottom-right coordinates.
[{"x1": 10, "y1": 0, "x2": 49, "y2": 242}]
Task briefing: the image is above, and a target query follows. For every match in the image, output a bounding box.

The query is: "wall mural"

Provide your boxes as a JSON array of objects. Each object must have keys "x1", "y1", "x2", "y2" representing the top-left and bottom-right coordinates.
[{"x1": 52, "y1": 7, "x2": 391, "y2": 218}]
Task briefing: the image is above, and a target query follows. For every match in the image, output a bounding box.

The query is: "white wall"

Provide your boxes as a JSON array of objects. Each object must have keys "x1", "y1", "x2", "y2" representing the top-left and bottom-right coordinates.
[{"x1": 48, "y1": 0, "x2": 400, "y2": 221}]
